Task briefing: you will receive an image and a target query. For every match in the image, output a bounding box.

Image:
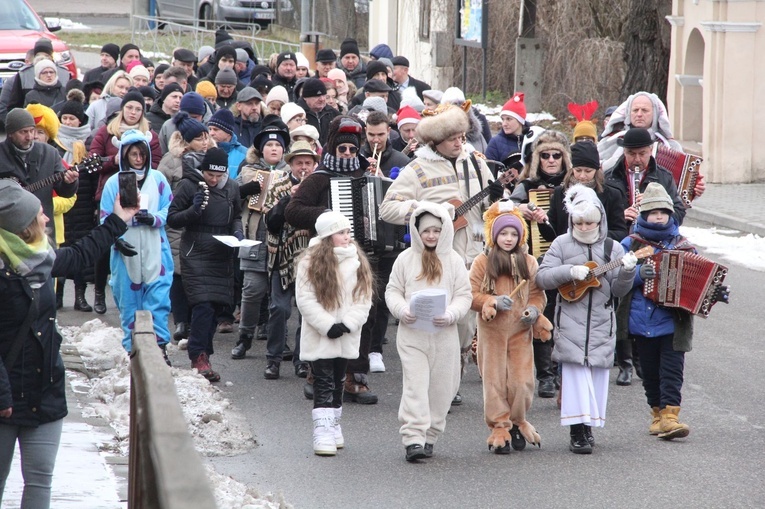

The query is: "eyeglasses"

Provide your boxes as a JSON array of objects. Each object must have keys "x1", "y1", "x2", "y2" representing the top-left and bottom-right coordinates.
[
  {"x1": 39, "y1": 69, "x2": 56, "y2": 76},
  {"x1": 337, "y1": 145, "x2": 358, "y2": 154},
  {"x1": 540, "y1": 152, "x2": 562, "y2": 160}
]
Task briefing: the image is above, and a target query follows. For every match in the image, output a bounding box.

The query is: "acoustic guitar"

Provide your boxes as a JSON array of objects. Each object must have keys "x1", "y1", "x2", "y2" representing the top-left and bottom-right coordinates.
[
  {"x1": 557, "y1": 246, "x2": 654, "y2": 303},
  {"x1": 449, "y1": 169, "x2": 517, "y2": 231},
  {"x1": 1, "y1": 154, "x2": 103, "y2": 193}
]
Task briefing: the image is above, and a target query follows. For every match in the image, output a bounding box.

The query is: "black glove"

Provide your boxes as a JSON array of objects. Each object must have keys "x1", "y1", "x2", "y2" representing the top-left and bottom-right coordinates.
[
  {"x1": 639, "y1": 264, "x2": 657, "y2": 280},
  {"x1": 115, "y1": 238, "x2": 137, "y2": 257},
  {"x1": 134, "y1": 211, "x2": 155, "y2": 226},
  {"x1": 488, "y1": 179, "x2": 504, "y2": 201},
  {"x1": 239, "y1": 180, "x2": 261, "y2": 198},
  {"x1": 327, "y1": 323, "x2": 350, "y2": 339},
  {"x1": 192, "y1": 191, "x2": 205, "y2": 212}
]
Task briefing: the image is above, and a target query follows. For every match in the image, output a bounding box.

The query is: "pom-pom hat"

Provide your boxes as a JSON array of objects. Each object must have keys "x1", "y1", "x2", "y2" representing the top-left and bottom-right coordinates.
[{"x1": 500, "y1": 93, "x2": 526, "y2": 124}]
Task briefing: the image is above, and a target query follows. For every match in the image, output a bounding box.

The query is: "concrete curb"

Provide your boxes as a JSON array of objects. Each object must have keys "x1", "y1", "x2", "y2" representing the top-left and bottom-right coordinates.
[{"x1": 687, "y1": 206, "x2": 765, "y2": 237}]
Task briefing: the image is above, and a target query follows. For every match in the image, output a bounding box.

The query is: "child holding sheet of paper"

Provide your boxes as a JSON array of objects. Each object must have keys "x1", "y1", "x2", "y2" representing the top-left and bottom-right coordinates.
[{"x1": 385, "y1": 202, "x2": 472, "y2": 462}]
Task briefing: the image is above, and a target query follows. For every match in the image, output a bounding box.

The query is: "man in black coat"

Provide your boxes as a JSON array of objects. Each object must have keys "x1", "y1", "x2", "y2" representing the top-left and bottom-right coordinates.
[
  {"x1": 271, "y1": 52, "x2": 298, "y2": 101},
  {"x1": 358, "y1": 111, "x2": 410, "y2": 177},
  {"x1": 296, "y1": 78, "x2": 340, "y2": 145},
  {"x1": 82, "y1": 43, "x2": 120, "y2": 84},
  {"x1": 391, "y1": 56, "x2": 431, "y2": 101}
]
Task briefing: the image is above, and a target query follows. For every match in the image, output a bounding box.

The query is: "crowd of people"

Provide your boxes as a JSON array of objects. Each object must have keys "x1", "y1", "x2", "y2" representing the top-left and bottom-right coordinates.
[{"x1": 0, "y1": 28, "x2": 710, "y2": 506}]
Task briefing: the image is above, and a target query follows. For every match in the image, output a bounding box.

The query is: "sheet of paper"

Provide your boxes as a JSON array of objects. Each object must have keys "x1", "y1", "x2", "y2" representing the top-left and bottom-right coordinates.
[
  {"x1": 409, "y1": 289, "x2": 447, "y2": 333},
  {"x1": 213, "y1": 235, "x2": 261, "y2": 248}
]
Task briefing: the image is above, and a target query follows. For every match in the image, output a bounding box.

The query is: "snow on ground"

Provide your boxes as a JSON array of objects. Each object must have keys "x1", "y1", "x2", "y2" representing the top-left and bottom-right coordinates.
[
  {"x1": 44, "y1": 17, "x2": 90, "y2": 30},
  {"x1": 680, "y1": 226, "x2": 765, "y2": 272},
  {"x1": 474, "y1": 102, "x2": 556, "y2": 124},
  {"x1": 57, "y1": 319, "x2": 286, "y2": 508}
]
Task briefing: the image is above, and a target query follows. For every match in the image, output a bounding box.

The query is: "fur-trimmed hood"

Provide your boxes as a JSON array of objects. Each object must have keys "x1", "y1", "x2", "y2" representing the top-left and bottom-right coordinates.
[
  {"x1": 521, "y1": 130, "x2": 572, "y2": 182},
  {"x1": 408, "y1": 201, "x2": 454, "y2": 256},
  {"x1": 482, "y1": 200, "x2": 527, "y2": 249}
]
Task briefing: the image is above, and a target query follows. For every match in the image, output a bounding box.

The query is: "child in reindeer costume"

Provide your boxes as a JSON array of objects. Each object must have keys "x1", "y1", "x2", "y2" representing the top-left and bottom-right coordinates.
[{"x1": 469, "y1": 200, "x2": 552, "y2": 454}]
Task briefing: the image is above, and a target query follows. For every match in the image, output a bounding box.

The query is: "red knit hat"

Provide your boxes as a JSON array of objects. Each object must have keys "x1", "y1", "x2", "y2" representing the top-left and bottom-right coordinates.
[
  {"x1": 396, "y1": 105, "x2": 421, "y2": 129},
  {"x1": 500, "y1": 92, "x2": 526, "y2": 124}
]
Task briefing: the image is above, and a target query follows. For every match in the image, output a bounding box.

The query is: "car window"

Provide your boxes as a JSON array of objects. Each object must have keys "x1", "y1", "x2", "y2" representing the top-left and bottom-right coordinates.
[{"x1": 0, "y1": 0, "x2": 44, "y2": 31}]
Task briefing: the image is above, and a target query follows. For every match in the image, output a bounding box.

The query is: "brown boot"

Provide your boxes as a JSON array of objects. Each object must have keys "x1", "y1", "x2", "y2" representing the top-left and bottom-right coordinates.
[
  {"x1": 342, "y1": 376, "x2": 378, "y2": 404},
  {"x1": 192, "y1": 352, "x2": 220, "y2": 382},
  {"x1": 649, "y1": 407, "x2": 661, "y2": 435},
  {"x1": 658, "y1": 405, "x2": 689, "y2": 440}
]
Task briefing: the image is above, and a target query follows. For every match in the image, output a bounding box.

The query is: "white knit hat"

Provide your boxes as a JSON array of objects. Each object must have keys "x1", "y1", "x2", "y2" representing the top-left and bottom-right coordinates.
[
  {"x1": 441, "y1": 87, "x2": 466, "y2": 105},
  {"x1": 280, "y1": 102, "x2": 306, "y2": 125},
  {"x1": 266, "y1": 85, "x2": 289, "y2": 107},
  {"x1": 315, "y1": 210, "x2": 351, "y2": 239}
]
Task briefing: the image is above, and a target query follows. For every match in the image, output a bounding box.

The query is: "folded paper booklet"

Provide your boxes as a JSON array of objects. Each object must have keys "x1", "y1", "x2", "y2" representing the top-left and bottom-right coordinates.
[
  {"x1": 409, "y1": 288, "x2": 447, "y2": 333},
  {"x1": 213, "y1": 235, "x2": 261, "y2": 248}
]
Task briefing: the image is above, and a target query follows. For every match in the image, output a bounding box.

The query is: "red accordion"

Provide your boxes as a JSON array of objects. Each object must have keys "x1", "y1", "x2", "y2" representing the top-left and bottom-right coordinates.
[
  {"x1": 654, "y1": 145, "x2": 702, "y2": 208},
  {"x1": 642, "y1": 250, "x2": 730, "y2": 318}
]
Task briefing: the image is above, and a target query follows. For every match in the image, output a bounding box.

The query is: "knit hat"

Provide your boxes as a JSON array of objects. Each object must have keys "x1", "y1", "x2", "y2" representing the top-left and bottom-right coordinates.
[
  {"x1": 280, "y1": 102, "x2": 306, "y2": 124},
  {"x1": 570, "y1": 142, "x2": 600, "y2": 170},
  {"x1": 153, "y1": 63, "x2": 169, "y2": 79},
  {"x1": 235, "y1": 48, "x2": 249, "y2": 64},
  {"x1": 34, "y1": 59, "x2": 57, "y2": 78},
  {"x1": 173, "y1": 48, "x2": 196, "y2": 63},
  {"x1": 422, "y1": 89, "x2": 443, "y2": 104},
  {"x1": 378, "y1": 57, "x2": 393, "y2": 73},
  {"x1": 329, "y1": 117, "x2": 362, "y2": 152},
  {"x1": 441, "y1": 87, "x2": 466, "y2": 105},
  {"x1": 5, "y1": 108, "x2": 35, "y2": 135},
  {"x1": 26, "y1": 103, "x2": 60, "y2": 141},
  {"x1": 302, "y1": 78, "x2": 327, "y2": 98},
  {"x1": 201, "y1": 147, "x2": 229, "y2": 172},
  {"x1": 231, "y1": 41, "x2": 256, "y2": 63},
  {"x1": 285, "y1": 140, "x2": 319, "y2": 163},
  {"x1": 618, "y1": 128, "x2": 654, "y2": 148},
  {"x1": 173, "y1": 111, "x2": 208, "y2": 143},
  {"x1": 198, "y1": 45, "x2": 215, "y2": 63},
  {"x1": 327, "y1": 68, "x2": 347, "y2": 84},
  {"x1": 34, "y1": 38, "x2": 54, "y2": 56},
  {"x1": 65, "y1": 79, "x2": 83, "y2": 95},
  {"x1": 362, "y1": 97, "x2": 388, "y2": 115},
  {"x1": 208, "y1": 108, "x2": 235, "y2": 136},
  {"x1": 400, "y1": 89, "x2": 425, "y2": 112},
  {"x1": 237, "y1": 86, "x2": 263, "y2": 103},
  {"x1": 289, "y1": 124, "x2": 320, "y2": 143},
  {"x1": 500, "y1": 93, "x2": 526, "y2": 124},
  {"x1": 195, "y1": 80, "x2": 217, "y2": 100},
  {"x1": 249, "y1": 75, "x2": 273, "y2": 95},
  {"x1": 101, "y1": 43, "x2": 120, "y2": 62},
  {"x1": 215, "y1": 46, "x2": 237, "y2": 65},
  {"x1": 251, "y1": 64, "x2": 272, "y2": 79},
  {"x1": 573, "y1": 121, "x2": 597, "y2": 142},
  {"x1": 179, "y1": 92, "x2": 206, "y2": 116},
  {"x1": 276, "y1": 52, "x2": 298, "y2": 69},
  {"x1": 639, "y1": 182, "x2": 674, "y2": 215},
  {"x1": 159, "y1": 82, "x2": 183, "y2": 105},
  {"x1": 482, "y1": 200, "x2": 527, "y2": 249},
  {"x1": 339, "y1": 38, "x2": 360, "y2": 58},
  {"x1": 0, "y1": 181, "x2": 42, "y2": 234},
  {"x1": 266, "y1": 85, "x2": 289, "y2": 106},
  {"x1": 120, "y1": 43, "x2": 140, "y2": 61},
  {"x1": 369, "y1": 44, "x2": 394, "y2": 60},
  {"x1": 396, "y1": 105, "x2": 421, "y2": 128},
  {"x1": 138, "y1": 86, "x2": 159, "y2": 102},
  {"x1": 416, "y1": 212, "x2": 442, "y2": 233},
  {"x1": 316, "y1": 48, "x2": 337, "y2": 63},
  {"x1": 128, "y1": 65, "x2": 150, "y2": 82},
  {"x1": 124, "y1": 60, "x2": 143, "y2": 74},
  {"x1": 366, "y1": 61, "x2": 388, "y2": 80},
  {"x1": 141, "y1": 57, "x2": 154, "y2": 69},
  {"x1": 214, "y1": 28, "x2": 234, "y2": 47},
  {"x1": 565, "y1": 184, "x2": 602, "y2": 224},
  {"x1": 296, "y1": 52, "x2": 310, "y2": 69},
  {"x1": 314, "y1": 210, "x2": 351, "y2": 239},
  {"x1": 254, "y1": 114, "x2": 289, "y2": 153},
  {"x1": 215, "y1": 68, "x2": 238, "y2": 85},
  {"x1": 121, "y1": 89, "x2": 145, "y2": 110},
  {"x1": 59, "y1": 95, "x2": 87, "y2": 125},
  {"x1": 416, "y1": 103, "x2": 469, "y2": 146}
]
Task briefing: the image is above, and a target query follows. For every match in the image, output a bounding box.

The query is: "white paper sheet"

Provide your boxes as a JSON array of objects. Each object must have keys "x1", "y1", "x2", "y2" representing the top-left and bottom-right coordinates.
[
  {"x1": 213, "y1": 235, "x2": 261, "y2": 248},
  {"x1": 409, "y1": 288, "x2": 447, "y2": 333}
]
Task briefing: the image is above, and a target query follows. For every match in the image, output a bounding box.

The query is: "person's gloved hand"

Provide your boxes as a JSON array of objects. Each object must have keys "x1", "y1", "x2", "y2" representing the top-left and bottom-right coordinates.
[
  {"x1": 622, "y1": 251, "x2": 638, "y2": 271},
  {"x1": 239, "y1": 180, "x2": 261, "y2": 197},
  {"x1": 488, "y1": 179, "x2": 504, "y2": 201},
  {"x1": 481, "y1": 299, "x2": 497, "y2": 322},
  {"x1": 639, "y1": 263, "x2": 657, "y2": 280},
  {"x1": 495, "y1": 295, "x2": 513, "y2": 311},
  {"x1": 134, "y1": 211, "x2": 154, "y2": 226},
  {"x1": 570, "y1": 265, "x2": 590, "y2": 281},
  {"x1": 115, "y1": 238, "x2": 137, "y2": 257},
  {"x1": 233, "y1": 231, "x2": 244, "y2": 241},
  {"x1": 401, "y1": 307, "x2": 416, "y2": 325},
  {"x1": 192, "y1": 192, "x2": 205, "y2": 212},
  {"x1": 521, "y1": 306, "x2": 540, "y2": 325},
  {"x1": 432, "y1": 310, "x2": 456, "y2": 328},
  {"x1": 327, "y1": 323, "x2": 350, "y2": 339}
]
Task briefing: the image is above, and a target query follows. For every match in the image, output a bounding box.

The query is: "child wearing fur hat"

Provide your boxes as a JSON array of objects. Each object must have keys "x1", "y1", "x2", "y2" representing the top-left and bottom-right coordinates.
[
  {"x1": 296, "y1": 210, "x2": 373, "y2": 455},
  {"x1": 469, "y1": 200, "x2": 551, "y2": 454},
  {"x1": 536, "y1": 184, "x2": 637, "y2": 454},
  {"x1": 616, "y1": 183, "x2": 696, "y2": 440},
  {"x1": 385, "y1": 202, "x2": 472, "y2": 462}
]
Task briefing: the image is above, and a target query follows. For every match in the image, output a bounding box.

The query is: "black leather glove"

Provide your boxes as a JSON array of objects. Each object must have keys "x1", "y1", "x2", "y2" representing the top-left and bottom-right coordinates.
[
  {"x1": 134, "y1": 211, "x2": 154, "y2": 226},
  {"x1": 488, "y1": 179, "x2": 504, "y2": 201},
  {"x1": 327, "y1": 323, "x2": 349, "y2": 339},
  {"x1": 639, "y1": 264, "x2": 657, "y2": 280},
  {"x1": 115, "y1": 238, "x2": 137, "y2": 257},
  {"x1": 239, "y1": 180, "x2": 261, "y2": 198},
  {"x1": 192, "y1": 191, "x2": 205, "y2": 212}
]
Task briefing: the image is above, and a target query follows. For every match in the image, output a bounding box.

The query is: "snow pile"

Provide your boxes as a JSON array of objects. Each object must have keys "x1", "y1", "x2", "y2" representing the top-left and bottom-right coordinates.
[
  {"x1": 680, "y1": 226, "x2": 765, "y2": 272},
  {"x1": 474, "y1": 102, "x2": 556, "y2": 124},
  {"x1": 206, "y1": 466, "x2": 289, "y2": 509},
  {"x1": 44, "y1": 17, "x2": 89, "y2": 30}
]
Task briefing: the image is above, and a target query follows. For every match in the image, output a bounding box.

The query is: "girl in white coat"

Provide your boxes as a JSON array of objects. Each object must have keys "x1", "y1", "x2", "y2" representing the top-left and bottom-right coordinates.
[
  {"x1": 296, "y1": 211, "x2": 373, "y2": 456},
  {"x1": 385, "y1": 202, "x2": 472, "y2": 462}
]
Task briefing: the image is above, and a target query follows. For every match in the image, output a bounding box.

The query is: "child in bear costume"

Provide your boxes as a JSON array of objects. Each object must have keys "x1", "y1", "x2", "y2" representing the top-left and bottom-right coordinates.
[{"x1": 469, "y1": 200, "x2": 552, "y2": 454}]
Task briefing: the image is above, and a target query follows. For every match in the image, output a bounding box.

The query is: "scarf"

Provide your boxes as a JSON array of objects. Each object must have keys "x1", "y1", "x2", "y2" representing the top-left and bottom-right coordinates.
[
  {"x1": 34, "y1": 77, "x2": 59, "y2": 87},
  {"x1": 321, "y1": 152, "x2": 360, "y2": 173},
  {"x1": 0, "y1": 229, "x2": 56, "y2": 288},
  {"x1": 634, "y1": 216, "x2": 679, "y2": 244},
  {"x1": 572, "y1": 226, "x2": 600, "y2": 245},
  {"x1": 119, "y1": 121, "x2": 139, "y2": 135},
  {"x1": 57, "y1": 124, "x2": 92, "y2": 165}
]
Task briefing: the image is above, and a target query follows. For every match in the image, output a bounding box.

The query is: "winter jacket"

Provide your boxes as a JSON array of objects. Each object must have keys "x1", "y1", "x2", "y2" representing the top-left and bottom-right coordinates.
[
  {"x1": 233, "y1": 115, "x2": 262, "y2": 150},
  {"x1": 0, "y1": 214, "x2": 127, "y2": 427},
  {"x1": 296, "y1": 242, "x2": 373, "y2": 362},
  {"x1": 0, "y1": 64, "x2": 70, "y2": 123},
  {"x1": 271, "y1": 73, "x2": 297, "y2": 102},
  {"x1": 90, "y1": 126, "x2": 163, "y2": 201},
  {"x1": 167, "y1": 164, "x2": 242, "y2": 307},
  {"x1": 217, "y1": 134, "x2": 248, "y2": 179},
  {"x1": 379, "y1": 144, "x2": 494, "y2": 265},
  {"x1": 397, "y1": 75, "x2": 431, "y2": 101},
  {"x1": 145, "y1": 102, "x2": 172, "y2": 132},
  {"x1": 23, "y1": 82, "x2": 66, "y2": 111},
  {"x1": 296, "y1": 98, "x2": 340, "y2": 145},
  {"x1": 157, "y1": 103, "x2": 215, "y2": 154},
  {"x1": 339, "y1": 59, "x2": 367, "y2": 88},
  {"x1": 485, "y1": 128, "x2": 525, "y2": 163},
  {"x1": 604, "y1": 154, "x2": 686, "y2": 225},
  {"x1": 85, "y1": 94, "x2": 114, "y2": 131},
  {"x1": 541, "y1": 183, "x2": 629, "y2": 243},
  {"x1": 358, "y1": 141, "x2": 410, "y2": 177},
  {"x1": 469, "y1": 107, "x2": 492, "y2": 150},
  {"x1": 535, "y1": 197, "x2": 635, "y2": 369}
]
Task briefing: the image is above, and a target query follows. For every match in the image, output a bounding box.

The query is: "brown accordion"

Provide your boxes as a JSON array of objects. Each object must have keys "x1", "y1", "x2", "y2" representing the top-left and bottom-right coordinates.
[
  {"x1": 247, "y1": 170, "x2": 272, "y2": 211},
  {"x1": 642, "y1": 250, "x2": 730, "y2": 318},
  {"x1": 528, "y1": 189, "x2": 552, "y2": 258},
  {"x1": 654, "y1": 145, "x2": 702, "y2": 208}
]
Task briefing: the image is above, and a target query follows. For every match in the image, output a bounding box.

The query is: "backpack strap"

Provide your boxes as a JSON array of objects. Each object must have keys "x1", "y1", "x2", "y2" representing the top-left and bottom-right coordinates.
[{"x1": 603, "y1": 237, "x2": 613, "y2": 264}]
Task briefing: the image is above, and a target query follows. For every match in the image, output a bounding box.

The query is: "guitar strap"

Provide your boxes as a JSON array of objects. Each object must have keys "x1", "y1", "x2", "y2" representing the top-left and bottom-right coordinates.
[{"x1": 462, "y1": 153, "x2": 483, "y2": 202}]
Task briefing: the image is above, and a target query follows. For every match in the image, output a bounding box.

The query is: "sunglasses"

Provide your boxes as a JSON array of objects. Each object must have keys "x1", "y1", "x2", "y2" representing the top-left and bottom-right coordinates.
[
  {"x1": 337, "y1": 145, "x2": 358, "y2": 154},
  {"x1": 540, "y1": 152, "x2": 562, "y2": 160}
]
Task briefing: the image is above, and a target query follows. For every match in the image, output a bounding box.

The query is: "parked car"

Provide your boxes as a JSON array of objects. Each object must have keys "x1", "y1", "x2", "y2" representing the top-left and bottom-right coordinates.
[
  {"x1": 155, "y1": 0, "x2": 276, "y2": 28},
  {"x1": 0, "y1": 0, "x2": 77, "y2": 88}
]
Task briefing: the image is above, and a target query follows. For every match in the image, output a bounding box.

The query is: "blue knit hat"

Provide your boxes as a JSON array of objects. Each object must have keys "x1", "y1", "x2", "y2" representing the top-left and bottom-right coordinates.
[
  {"x1": 207, "y1": 108, "x2": 235, "y2": 137},
  {"x1": 173, "y1": 111, "x2": 208, "y2": 143},
  {"x1": 180, "y1": 92, "x2": 206, "y2": 116}
]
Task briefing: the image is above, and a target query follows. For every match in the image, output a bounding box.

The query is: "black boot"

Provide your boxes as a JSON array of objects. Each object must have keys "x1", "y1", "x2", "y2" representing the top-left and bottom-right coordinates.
[
  {"x1": 534, "y1": 340, "x2": 556, "y2": 398},
  {"x1": 74, "y1": 286, "x2": 93, "y2": 312},
  {"x1": 173, "y1": 322, "x2": 189, "y2": 342},
  {"x1": 55, "y1": 279, "x2": 65, "y2": 310},
  {"x1": 569, "y1": 424, "x2": 592, "y2": 454},
  {"x1": 231, "y1": 332, "x2": 253, "y2": 359},
  {"x1": 615, "y1": 338, "x2": 633, "y2": 386},
  {"x1": 303, "y1": 366, "x2": 314, "y2": 400},
  {"x1": 583, "y1": 424, "x2": 595, "y2": 447},
  {"x1": 93, "y1": 290, "x2": 107, "y2": 315}
]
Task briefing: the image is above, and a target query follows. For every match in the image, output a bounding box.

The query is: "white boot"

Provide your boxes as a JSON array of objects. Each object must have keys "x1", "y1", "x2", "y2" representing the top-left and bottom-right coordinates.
[
  {"x1": 333, "y1": 407, "x2": 344, "y2": 449},
  {"x1": 312, "y1": 408, "x2": 337, "y2": 456}
]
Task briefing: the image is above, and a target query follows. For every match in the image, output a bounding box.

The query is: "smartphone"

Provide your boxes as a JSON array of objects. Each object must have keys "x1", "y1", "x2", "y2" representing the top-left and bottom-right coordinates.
[{"x1": 118, "y1": 172, "x2": 139, "y2": 208}]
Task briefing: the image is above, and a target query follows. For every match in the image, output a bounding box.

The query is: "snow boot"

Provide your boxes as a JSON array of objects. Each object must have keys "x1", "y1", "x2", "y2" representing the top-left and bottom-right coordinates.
[
  {"x1": 649, "y1": 407, "x2": 662, "y2": 435},
  {"x1": 658, "y1": 405, "x2": 690, "y2": 440},
  {"x1": 333, "y1": 407, "x2": 344, "y2": 449},
  {"x1": 312, "y1": 408, "x2": 337, "y2": 456},
  {"x1": 74, "y1": 285, "x2": 93, "y2": 312}
]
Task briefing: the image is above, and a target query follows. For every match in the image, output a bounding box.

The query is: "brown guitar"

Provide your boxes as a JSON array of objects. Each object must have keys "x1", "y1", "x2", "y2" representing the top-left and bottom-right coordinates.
[
  {"x1": 450, "y1": 169, "x2": 517, "y2": 231},
  {"x1": 558, "y1": 246, "x2": 654, "y2": 303}
]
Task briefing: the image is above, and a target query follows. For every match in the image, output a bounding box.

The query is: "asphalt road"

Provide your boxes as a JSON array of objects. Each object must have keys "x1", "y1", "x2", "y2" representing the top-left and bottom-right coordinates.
[{"x1": 55, "y1": 217, "x2": 763, "y2": 509}]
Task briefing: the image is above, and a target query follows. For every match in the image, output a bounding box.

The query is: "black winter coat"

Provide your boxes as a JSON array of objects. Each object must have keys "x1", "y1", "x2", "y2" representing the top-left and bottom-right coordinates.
[
  {"x1": 0, "y1": 214, "x2": 127, "y2": 427},
  {"x1": 359, "y1": 142, "x2": 410, "y2": 177},
  {"x1": 296, "y1": 99, "x2": 340, "y2": 145},
  {"x1": 145, "y1": 103, "x2": 172, "y2": 133},
  {"x1": 167, "y1": 168, "x2": 243, "y2": 307}
]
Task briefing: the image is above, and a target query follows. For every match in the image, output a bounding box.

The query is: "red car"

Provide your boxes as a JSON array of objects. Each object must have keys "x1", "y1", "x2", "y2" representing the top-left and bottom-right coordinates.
[{"x1": 0, "y1": 0, "x2": 77, "y2": 88}]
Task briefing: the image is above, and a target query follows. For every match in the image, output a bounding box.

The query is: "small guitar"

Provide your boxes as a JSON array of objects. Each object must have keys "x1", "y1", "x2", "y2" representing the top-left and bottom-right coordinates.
[
  {"x1": 558, "y1": 246, "x2": 654, "y2": 303},
  {"x1": 450, "y1": 169, "x2": 516, "y2": 231},
  {"x1": 1, "y1": 154, "x2": 103, "y2": 194}
]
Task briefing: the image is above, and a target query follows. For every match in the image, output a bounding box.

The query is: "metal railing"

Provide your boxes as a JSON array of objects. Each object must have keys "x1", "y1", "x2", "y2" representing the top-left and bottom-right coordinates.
[
  {"x1": 128, "y1": 310, "x2": 216, "y2": 509},
  {"x1": 131, "y1": 15, "x2": 299, "y2": 63}
]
